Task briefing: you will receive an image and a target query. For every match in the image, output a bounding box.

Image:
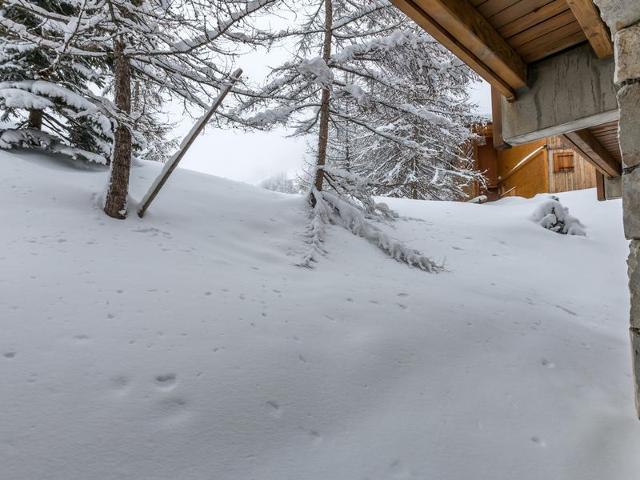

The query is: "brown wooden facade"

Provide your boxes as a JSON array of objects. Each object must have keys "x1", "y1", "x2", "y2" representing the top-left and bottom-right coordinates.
[{"x1": 469, "y1": 124, "x2": 598, "y2": 201}]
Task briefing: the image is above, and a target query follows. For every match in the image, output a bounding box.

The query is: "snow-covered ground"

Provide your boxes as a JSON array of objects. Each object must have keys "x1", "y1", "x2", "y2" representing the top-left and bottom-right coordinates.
[{"x1": 1, "y1": 150, "x2": 639, "y2": 479}]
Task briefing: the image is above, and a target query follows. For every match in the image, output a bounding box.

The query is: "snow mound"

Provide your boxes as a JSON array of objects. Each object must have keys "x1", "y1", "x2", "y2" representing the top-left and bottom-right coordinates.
[
  {"x1": 0, "y1": 151, "x2": 637, "y2": 480},
  {"x1": 532, "y1": 196, "x2": 586, "y2": 236}
]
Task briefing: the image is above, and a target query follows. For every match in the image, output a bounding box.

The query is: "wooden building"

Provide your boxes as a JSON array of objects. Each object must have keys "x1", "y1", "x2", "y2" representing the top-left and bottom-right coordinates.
[
  {"x1": 469, "y1": 123, "x2": 605, "y2": 201},
  {"x1": 390, "y1": 0, "x2": 640, "y2": 413},
  {"x1": 392, "y1": 0, "x2": 623, "y2": 199}
]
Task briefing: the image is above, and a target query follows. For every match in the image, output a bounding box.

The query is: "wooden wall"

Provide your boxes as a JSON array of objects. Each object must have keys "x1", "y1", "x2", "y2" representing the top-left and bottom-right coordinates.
[
  {"x1": 468, "y1": 128, "x2": 599, "y2": 201},
  {"x1": 497, "y1": 139, "x2": 548, "y2": 198},
  {"x1": 547, "y1": 137, "x2": 597, "y2": 193}
]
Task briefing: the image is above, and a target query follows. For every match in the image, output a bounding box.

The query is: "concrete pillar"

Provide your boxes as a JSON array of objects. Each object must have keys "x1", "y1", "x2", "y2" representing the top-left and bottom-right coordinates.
[{"x1": 595, "y1": 0, "x2": 640, "y2": 416}]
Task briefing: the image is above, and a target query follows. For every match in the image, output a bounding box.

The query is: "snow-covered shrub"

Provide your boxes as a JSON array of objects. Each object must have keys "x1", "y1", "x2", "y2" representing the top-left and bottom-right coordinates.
[{"x1": 532, "y1": 197, "x2": 586, "y2": 236}]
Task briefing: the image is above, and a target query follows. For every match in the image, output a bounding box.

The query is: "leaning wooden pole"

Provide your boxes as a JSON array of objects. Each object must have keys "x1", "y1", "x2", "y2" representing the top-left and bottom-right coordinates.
[{"x1": 137, "y1": 68, "x2": 243, "y2": 218}]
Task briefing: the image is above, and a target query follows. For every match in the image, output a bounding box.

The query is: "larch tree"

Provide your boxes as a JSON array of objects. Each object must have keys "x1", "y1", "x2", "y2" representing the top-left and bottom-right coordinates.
[
  {"x1": 230, "y1": 0, "x2": 480, "y2": 270},
  {"x1": 0, "y1": 0, "x2": 277, "y2": 218},
  {"x1": 326, "y1": 34, "x2": 482, "y2": 201}
]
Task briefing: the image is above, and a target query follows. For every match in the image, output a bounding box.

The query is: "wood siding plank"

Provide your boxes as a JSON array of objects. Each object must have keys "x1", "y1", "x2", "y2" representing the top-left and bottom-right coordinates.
[
  {"x1": 477, "y1": 0, "x2": 521, "y2": 18},
  {"x1": 498, "y1": 0, "x2": 569, "y2": 37},
  {"x1": 520, "y1": 26, "x2": 586, "y2": 62},
  {"x1": 508, "y1": 10, "x2": 577, "y2": 48}
]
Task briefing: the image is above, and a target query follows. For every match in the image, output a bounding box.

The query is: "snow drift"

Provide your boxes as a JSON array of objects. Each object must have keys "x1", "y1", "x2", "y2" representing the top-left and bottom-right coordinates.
[{"x1": 1, "y1": 150, "x2": 639, "y2": 480}]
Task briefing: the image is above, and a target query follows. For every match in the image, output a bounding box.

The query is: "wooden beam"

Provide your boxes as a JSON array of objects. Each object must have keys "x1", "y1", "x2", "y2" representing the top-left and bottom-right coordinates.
[
  {"x1": 562, "y1": 129, "x2": 621, "y2": 177},
  {"x1": 566, "y1": 0, "x2": 613, "y2": 58},
  {"x1": 391, "y1": 0, "x2": 527, "y2": 100},
  {"x1": 137, "y1": 69, "x2": 242, "y2": 218}
]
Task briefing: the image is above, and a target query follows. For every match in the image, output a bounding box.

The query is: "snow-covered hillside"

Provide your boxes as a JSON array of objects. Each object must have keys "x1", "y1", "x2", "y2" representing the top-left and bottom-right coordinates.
[{"x1": 1, "y1": 150, "x2": 639, "y2": 480}]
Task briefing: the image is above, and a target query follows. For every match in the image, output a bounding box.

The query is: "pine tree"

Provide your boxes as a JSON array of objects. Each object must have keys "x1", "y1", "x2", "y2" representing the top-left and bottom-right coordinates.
[
  {"x1": 0, "y1": 0, "x2": 276, "y2": 218},
  {"x1": 0, "y1": 0, "x2": 112, "y2": 162}
]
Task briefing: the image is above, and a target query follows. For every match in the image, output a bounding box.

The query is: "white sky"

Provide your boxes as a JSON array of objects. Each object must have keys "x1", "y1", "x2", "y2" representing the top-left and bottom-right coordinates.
[{"x1": 177, "y1": 48, "x2": 493, "y2": 185}]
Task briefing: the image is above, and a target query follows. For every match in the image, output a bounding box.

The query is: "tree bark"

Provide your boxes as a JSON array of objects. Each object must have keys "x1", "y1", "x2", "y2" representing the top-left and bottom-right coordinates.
[
  {"x1": 311, "y1": 0, "x2": 333, "y2": 205},
  {"x1": 28, "y1": 109, "x2": 43, "y2": 130},
  {"x1": 104, "y1": 39, "x2": 132, "y2": 219}
]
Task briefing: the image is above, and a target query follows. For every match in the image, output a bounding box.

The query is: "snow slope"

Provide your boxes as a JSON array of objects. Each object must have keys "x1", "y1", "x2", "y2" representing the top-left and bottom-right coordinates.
[{"x1": 1, "y1": 150, "x2": 639, "y2": 480}]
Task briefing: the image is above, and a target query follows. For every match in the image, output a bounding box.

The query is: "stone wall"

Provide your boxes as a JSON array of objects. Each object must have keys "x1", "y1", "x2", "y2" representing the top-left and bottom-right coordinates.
[{"x1": 595, "y1": 0, "x2": 640, "y2": 417}]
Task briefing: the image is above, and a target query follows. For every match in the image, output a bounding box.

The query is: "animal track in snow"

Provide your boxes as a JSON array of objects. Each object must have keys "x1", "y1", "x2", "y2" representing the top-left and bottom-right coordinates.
[
  {"x1": 266, "y1": 400, "x2": 283, "y2": 418},
  {"x1": 132, "y1": 227, "x2": 172, "y2": 239},
  {"x1": 155, "y1": 373, "x2": 177, "y2": 390},
  {"x1": 530, "y1": 436, "x2": 547, "y2": 447},
  {"x1": 109, "y1": 375, "x2": 131, "y2": 396},
  {"x1": 308, "y1": 430, "x2": 322, "y2": 445},
  {"x1": 388, "y1": 459, "x2": 411, "y2": 479},
  {"x1": 541, "y1": 358, "x2": 556, "y2": 369},
  {"x1": 157, "y1": 396, "x2": 190, "y2": 424}
]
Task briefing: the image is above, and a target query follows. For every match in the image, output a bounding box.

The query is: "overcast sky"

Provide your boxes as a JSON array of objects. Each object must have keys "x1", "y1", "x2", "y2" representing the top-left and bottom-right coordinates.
[{"x1": 176, "y1": 48, "x2": 493, "y2": 186}]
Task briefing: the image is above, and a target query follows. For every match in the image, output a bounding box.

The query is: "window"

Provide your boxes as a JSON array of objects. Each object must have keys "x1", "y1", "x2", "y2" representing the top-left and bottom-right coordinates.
[{"x1": 554, "y1": 151, "x2": 575, "y2": 173}]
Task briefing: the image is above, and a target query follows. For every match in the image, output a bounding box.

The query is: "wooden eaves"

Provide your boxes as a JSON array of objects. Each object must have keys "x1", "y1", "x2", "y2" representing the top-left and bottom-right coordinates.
[{"x1": 391, "y1": 0, "x2": 527, "y2": 100}]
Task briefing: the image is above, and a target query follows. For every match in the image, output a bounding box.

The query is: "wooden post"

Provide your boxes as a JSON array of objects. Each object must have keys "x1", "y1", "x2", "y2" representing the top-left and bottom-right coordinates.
[
  {"x1": 490, "y1": 86, "x2": 510, "y2": 150},
  {"x1": 595, "y1": 171, "x2": 606, "y2": 201},
  {"x1": 137, "y1": 69, "x2": 242, "y2": 218}
]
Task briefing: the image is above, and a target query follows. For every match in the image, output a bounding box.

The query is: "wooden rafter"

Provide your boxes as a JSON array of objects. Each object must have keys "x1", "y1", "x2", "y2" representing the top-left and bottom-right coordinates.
[
  {"x1": 391, "y1": 0, "x2": 527, "y2": 100},
  {"x1": 565, "y1": 0, "x2": 613, "y2": 58},
  {"x1": 562, "y1": 129, "x2": 621, "y2": 177}
]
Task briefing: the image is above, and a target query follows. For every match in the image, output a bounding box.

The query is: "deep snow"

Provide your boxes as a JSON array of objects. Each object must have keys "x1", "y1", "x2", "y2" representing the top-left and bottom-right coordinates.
[{"x1": 1, "y1": 150, "x2": 639, "y2": 480}]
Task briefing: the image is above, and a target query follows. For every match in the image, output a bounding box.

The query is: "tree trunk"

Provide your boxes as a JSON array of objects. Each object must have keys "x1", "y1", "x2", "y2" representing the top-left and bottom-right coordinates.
[
  {"x1": 311, "y1": 0, "x2": 333, "y2": 205},
  {"x1": 104, "y1": 39, "x2": 132, "y2": 219},
  {"x1": 28, "y1": 109, "x2": 43, "y2": 130}
]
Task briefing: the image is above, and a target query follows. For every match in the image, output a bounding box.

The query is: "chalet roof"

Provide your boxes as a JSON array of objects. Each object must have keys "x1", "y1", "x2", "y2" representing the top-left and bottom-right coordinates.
[{"x1": 392, "y1": 0, "x2": 612, "y2": 100}]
